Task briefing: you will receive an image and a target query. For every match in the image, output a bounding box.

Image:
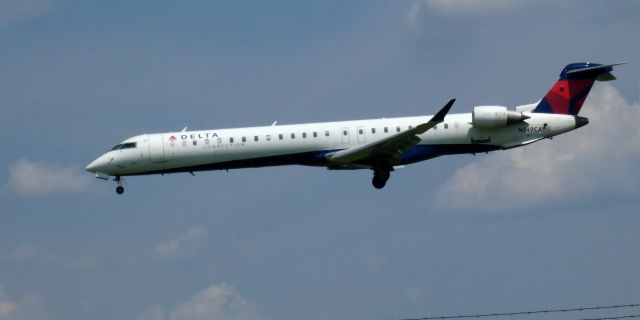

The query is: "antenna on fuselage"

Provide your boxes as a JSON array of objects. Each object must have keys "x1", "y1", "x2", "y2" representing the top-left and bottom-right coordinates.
[
  {"x1": 271, "y1": 121, "x2": 278, "y2": 126},
  {"x1": 181, "y1": 127, "x2": 188, "y2": 132}
]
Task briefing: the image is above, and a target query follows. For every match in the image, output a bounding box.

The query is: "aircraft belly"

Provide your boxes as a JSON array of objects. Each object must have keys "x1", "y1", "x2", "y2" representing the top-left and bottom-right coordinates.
[{"x1": 400, "y1": 144, "x2": 500, "y2": 164}]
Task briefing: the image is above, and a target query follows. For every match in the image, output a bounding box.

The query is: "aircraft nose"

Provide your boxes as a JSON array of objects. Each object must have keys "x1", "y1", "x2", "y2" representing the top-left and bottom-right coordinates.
[
  {"x1": 86, "y1": 155, "x2": 110, "y2": 173},
  {"x1": 86, "y1": 158, "x2": 100, "y2": 173}
]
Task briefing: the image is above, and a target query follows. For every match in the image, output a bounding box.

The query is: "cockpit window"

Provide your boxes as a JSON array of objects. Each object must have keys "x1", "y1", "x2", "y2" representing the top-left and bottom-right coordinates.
[{"x1": 111, "y1": 142, "x2": 137, "y2": 151}]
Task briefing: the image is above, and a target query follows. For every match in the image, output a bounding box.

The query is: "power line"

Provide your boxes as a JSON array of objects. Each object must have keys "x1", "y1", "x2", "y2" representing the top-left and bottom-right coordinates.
[{"x1": 400, "y1": 303, "x2": 640, "y2": 320}]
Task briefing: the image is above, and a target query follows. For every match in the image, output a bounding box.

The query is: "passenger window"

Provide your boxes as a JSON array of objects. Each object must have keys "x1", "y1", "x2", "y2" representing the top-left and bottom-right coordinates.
[
  {"x1": 279, "y1": 134, "x2": 283, "y2": 140},
  {"x1": 358, "y1": 129, "x2": 363, "y2": 134},
  {"x1": 242, "y1": 136, "x2": 246, "y2": 142},
  {"x1": 371, "y1": 128, "x2": 376, "y2": 134},
  {"x1": 266, "y1": 135, "x2": 271, "y2": 141},
  {"x1": 230, "y1": 137, "x2": 234, "y2": 143},
  {"x1": 313, "y1": 132, "x2": 318, "y2": 138},
  {"x1": 409, "y1": 125, "x2": 413, "y2": 129},
  {"x1": 444, "y1": 123, "x2": 449, "y2": 129},
  {"x1": 384, "y1": 127, "x2": 388, "y2": 133},
  {"x1": 325, "y1": 131, "x2": 330, "y2": 137},
  {"x1": 396, "y1": 126, "x2": 401, "y2": 132},
  {"x1": 291, "y1": 133, "x2": 295, "y2": 139},
  {"x1": 343, "y1": 130, "x2": 348, "y2": 136},
  {"x1": 303, "y1": 132, "x2": 307, "y2": 139},
  {"x1": 254, "y1": 136, "x2": 259, "y2": 142},
  {"x1": 192, "y1": 140, "x2": 197, "y2": 146}
]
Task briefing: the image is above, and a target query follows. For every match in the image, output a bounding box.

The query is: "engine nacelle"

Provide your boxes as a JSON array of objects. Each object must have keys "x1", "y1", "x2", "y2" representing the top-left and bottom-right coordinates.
[{"x1": 472, "y1": 106, "x2": 529, "y2": 130}]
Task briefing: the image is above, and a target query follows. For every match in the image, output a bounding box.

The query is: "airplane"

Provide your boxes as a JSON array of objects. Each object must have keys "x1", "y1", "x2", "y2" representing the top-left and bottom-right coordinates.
[{"x1": 86, "y1": 62, "x2": 624, "y2": 194}]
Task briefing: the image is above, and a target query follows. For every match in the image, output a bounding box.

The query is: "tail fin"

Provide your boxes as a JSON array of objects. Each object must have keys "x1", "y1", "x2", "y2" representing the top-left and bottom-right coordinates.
[{"x1": 532, "y1": 62, "x2": 625, "y2": 115}]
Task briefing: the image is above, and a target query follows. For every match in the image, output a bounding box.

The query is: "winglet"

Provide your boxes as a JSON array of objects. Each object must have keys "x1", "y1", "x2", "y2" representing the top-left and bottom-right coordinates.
[
  {"x1": 414, "y1": 99, "x2": 456, "y2": 134},
  {"x1": 430, "y1": 99, "x2": 456, "y2": 123}
]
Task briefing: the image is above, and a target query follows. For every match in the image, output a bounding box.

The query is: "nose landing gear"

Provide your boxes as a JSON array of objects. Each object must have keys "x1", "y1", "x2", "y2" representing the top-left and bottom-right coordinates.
[{"x1": 115, "y1": 176, "x2": 125, "y2": 195}]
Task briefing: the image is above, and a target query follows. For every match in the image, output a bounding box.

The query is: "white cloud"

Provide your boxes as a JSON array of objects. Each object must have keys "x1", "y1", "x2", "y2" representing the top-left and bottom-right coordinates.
[
  {"x1": 1, "y1": 244, "x2": 95, "y2": 270},
  {"x1": 0, "y1": 285, "x2": 53, "y2": 320},
  {"x1": 407, "y1": 0, "x2": 543, "y2": 22},
  {"x1": 434, "y1": 84, "x2": 640, "y2": 213},
  {"x1": 137, "y1": 306, "x2": 165, "y2": 320},
  {"x1": 426, "y1": 0, "x2": 534, "y2": 15},
  {"x1": 155, "y1": 227, "x2": 207, "y2": 259},
  {"x1": 0, "y1": 0, "x2": 51, "y2": 30},
  {"x1": 137, "y1": 284, "x2": 260, "y2": 320},
  {"x1": 405, "y1": 1, "x2": 424, "y2": 28},
  {"x1": 3, "y1": 158, "x2": 93, "y2": 197}
]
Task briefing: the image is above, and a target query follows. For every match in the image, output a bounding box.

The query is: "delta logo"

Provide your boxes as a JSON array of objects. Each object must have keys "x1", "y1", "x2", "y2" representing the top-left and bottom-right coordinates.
[{"x1": 168, "y1": 132, "x2": 219, "y2": 141}]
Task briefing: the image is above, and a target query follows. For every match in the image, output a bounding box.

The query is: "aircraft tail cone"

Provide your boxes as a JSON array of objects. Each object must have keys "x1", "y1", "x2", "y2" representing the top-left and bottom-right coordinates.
[{"x1": 575, "y1": 116, "x2": 589, "y2": 129}]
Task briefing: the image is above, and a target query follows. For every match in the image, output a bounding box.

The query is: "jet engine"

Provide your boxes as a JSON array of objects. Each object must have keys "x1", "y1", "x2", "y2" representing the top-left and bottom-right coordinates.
[{"x1": 472, "y1": 106, "x2": 529, "y2": 130}]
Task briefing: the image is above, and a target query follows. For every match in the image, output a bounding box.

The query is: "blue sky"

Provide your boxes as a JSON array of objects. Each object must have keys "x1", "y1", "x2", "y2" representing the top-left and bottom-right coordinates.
[{"x1": 1, "y1": 1, "x2": 639, "y2": 319}]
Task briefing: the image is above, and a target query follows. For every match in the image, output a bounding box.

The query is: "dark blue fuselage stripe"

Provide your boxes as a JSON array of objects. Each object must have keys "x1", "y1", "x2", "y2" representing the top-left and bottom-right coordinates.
[{"x1": 131, "y1": 144, "x2": 500, "y2": 176}]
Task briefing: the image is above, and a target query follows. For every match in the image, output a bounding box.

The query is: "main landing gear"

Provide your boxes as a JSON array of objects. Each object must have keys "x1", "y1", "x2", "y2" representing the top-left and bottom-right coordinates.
[
  {"x1": 371, "y1": 167, "x2": 391, "y2": 189},
  {"x1": 115, "y1": 176, "x2": 125, "y2": 195}
]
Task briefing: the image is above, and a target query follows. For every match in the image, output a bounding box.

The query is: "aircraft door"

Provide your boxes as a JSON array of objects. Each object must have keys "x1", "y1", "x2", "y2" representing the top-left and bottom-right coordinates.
[
  {"x1": 341, "y1": 127, "x2": 350, "y2": 144},
  {"x1": 148, "y1": 133, "x2": 165, "y2": 162},
  {"x1": 357, "y1": 126, "x2": 366, "y2": 143}
]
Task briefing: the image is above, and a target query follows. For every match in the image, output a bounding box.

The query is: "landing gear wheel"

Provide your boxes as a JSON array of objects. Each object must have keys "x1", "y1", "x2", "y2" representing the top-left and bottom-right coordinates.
[
  {"x1": 372, "y1": 169, "x2": 391, "y2": 189},
  {"x1": 376, "y1": 170, "x2": 390, "y2": 181},
  {"x1": 372, "y1": 176, "x2": 387, "y2": 189},
  {"x1": 114, "y1": 176, "x2": 125, "y2": 195}
]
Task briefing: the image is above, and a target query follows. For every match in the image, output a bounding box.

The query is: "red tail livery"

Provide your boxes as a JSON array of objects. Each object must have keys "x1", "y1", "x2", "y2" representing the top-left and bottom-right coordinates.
[{"x1": 533, "y1": 62, "x2": 624, "y2": 115}]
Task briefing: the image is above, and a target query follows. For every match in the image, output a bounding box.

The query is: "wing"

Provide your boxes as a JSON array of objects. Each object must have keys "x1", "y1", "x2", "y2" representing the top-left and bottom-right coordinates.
[{"x1": 327, "y1": 99, "x2": 455, "y2": 166}]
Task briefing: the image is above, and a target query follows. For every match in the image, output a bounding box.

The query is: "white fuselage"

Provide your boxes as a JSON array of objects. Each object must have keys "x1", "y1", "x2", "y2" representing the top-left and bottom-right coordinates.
[{"x1": 86, "y1": 111, "x2": 582, "y2": 177}]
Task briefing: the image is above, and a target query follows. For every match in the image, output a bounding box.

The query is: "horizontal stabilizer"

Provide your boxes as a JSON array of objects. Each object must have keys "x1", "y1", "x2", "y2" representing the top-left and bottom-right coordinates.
[{"x1": 565, "y1": 62, "x2": 627, "y2": 80}]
